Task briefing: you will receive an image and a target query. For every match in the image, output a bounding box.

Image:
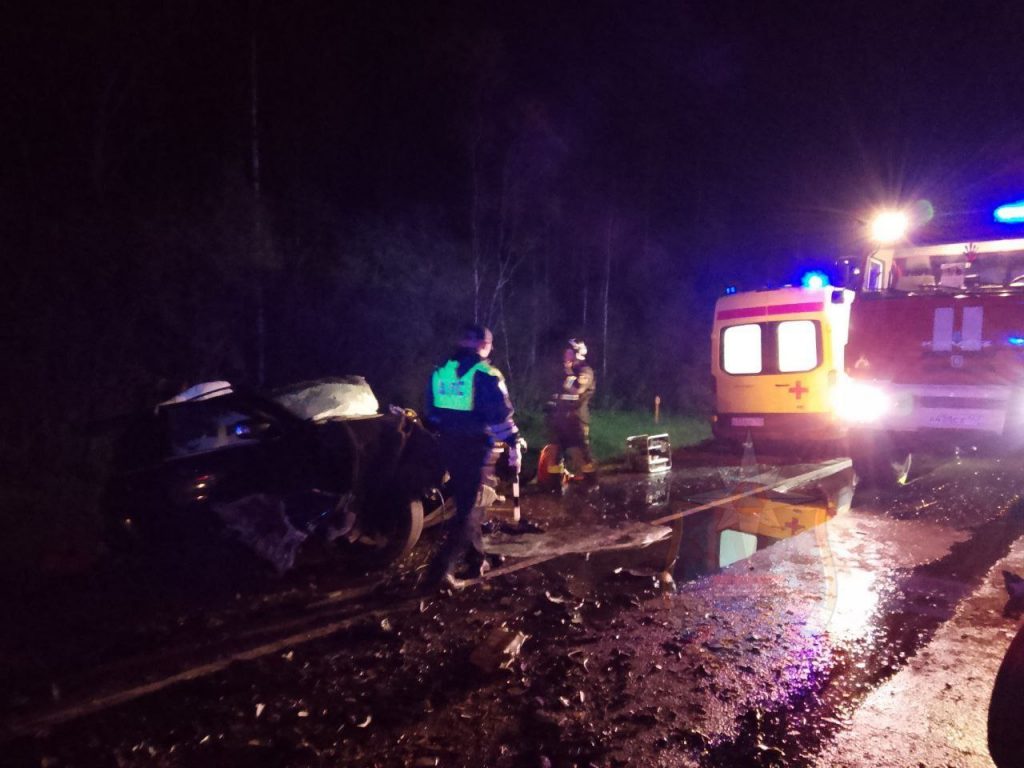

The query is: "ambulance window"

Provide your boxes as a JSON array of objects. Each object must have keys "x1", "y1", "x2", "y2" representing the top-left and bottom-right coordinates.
[
  {"x1": 722, "y1": 324, "x2": 762, "y2": 374},
  {"x1": 777, "y1": 320, "x2": 818, "y2": 372}
]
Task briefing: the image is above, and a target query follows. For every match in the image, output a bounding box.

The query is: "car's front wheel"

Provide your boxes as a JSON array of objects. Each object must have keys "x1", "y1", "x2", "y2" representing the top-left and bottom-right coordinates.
[
  {"x1": 385, "y1": 497, "x2": 424, "y2": 562},
  {"x1": 352, "y1": 497, "x2": 425, "y2": 568}
]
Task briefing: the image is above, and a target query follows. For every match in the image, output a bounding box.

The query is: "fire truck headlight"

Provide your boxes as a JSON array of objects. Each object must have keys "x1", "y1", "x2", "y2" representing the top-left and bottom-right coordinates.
[
  {"x1": 834, "y1": 380, "x2": 891, "y2": 423},
  {"x1": 870, "y1": 211, "x2": 908, "y2": 244}
]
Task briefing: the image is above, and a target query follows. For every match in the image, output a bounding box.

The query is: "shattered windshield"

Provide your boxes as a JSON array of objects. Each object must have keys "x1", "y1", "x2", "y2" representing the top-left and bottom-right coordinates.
[{"x1": 272, "y1": 377, "x2": 380, "y2": 421}]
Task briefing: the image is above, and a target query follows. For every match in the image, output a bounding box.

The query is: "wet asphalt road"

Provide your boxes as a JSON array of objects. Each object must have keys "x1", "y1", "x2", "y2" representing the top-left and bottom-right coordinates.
[{"x1": 3, "y1": 449, "x2": 1024, "y2": 767}]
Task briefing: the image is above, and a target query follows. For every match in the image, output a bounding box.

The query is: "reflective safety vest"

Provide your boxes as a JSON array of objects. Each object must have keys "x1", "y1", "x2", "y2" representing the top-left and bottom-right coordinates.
[{"x1": 431, "y1": 359, "x2": 492, "y2": 411}]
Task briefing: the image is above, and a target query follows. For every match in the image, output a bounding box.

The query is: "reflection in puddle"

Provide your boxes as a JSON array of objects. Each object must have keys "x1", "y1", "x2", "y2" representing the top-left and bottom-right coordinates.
[
  {"x1": 822, "y1": 567, "x2": 880, "y2": 642},
  {"x1": 604, "y1": 471, "x2": 675, "y2": 514},
  {"x1": 639, "y1": 472, "x2": 671, "y2": 508},
  {"x1": 719, "y1": 529, "x2": 758, "y2": 567},
  {"x1": 484, "y1": 519, "x2": 672, "y2": 560},
  {"x1": 672, "y1": 466, "x2": 857, "y2": 583}
]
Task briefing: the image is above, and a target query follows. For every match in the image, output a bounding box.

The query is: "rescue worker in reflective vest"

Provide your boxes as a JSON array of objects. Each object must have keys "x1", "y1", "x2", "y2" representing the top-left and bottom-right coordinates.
[
  {"x1": 423, "y1": 324, "x2": 521, "y2": 588},
  {"x1": 547, "y1": 338, "x2": 597, "y2": 483}
]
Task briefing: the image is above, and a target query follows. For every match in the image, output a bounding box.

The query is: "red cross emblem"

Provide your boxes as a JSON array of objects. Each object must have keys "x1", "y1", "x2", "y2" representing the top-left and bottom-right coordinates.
[
  {"x1": 784, "y1": 517, "x2": 804, "y2": 535},
  {"x1": 788, "y1": 380, "x2": 808, "y2": 400}
]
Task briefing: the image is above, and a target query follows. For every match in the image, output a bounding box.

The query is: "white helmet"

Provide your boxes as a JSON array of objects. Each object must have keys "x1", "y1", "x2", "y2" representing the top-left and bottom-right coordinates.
[{"x1": 568, "y1": 338, "x2": 588, "y2": 361}]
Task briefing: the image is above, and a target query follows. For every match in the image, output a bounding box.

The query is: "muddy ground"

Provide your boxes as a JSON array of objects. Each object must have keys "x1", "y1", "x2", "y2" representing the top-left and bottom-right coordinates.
[{"x1": 3, "y1": 448, "x2": 1024, "y2": 767}]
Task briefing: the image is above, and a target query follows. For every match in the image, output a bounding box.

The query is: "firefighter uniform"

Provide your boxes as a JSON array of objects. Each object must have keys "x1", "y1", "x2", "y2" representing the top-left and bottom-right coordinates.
[
  {"x1": 547, "y1": 342, "x2": 596, "y2": 481},
  {"x1": 424, "y1": 325, "x2": 519, "y2": 586}
]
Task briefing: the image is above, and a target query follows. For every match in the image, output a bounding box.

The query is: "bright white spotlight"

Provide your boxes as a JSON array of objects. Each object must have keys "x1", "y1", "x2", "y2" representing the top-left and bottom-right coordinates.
[
  {"x1": 870, "y1": 211, "x2": 908, "y2": 244},
  {"x1": 833, "y1": 378, "x2": 891, "y2": 423}
]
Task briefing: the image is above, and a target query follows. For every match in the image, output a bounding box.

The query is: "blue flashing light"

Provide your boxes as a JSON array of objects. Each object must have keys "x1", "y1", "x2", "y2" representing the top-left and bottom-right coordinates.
[
  {"x1": 724, "y1": 285, "x2": 737, "y2": 295},
  {"x1": 994, "y1": 200, "x2": 1024, "y2": 224},
  {"x1": 801, "y1": 270, "x2": 829, "y2": 290},
  {"x1": 1008, "y1": 335, "x2": 1024, "y2": 347}
]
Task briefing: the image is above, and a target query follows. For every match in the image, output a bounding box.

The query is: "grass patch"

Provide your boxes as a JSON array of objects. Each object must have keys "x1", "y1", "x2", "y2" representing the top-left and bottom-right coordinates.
[{"x1": 517, "y1": 409, "x2": 711, "y2": 462}]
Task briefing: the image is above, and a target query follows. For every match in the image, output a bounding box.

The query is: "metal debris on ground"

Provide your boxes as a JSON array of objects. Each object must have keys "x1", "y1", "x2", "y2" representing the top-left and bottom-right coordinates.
[
  {"x1": 626, "y1": 433, "x2": 672, "y2": 473},
  {"x1": 469, "y1": 627, "x2": 529, "y2": 673}
]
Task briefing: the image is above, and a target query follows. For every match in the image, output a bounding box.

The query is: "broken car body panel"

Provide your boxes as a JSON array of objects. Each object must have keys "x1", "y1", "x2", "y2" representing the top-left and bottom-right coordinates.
[{"x1": 102, "y1": 378, "x2": 441, "y2": 571}]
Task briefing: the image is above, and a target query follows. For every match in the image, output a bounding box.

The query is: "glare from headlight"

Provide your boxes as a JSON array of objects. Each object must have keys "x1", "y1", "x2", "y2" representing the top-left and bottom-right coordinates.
[
  {"x1": 833, "y1": 378, "x2": 891, "y2": 423},
  {"x1": 870, "y1": 211, "x2": 908, "y2": 243}
]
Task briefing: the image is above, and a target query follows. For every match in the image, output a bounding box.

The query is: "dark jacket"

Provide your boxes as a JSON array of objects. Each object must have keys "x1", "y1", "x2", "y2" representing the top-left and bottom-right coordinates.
[{"x1": 425, "y1": 349, "x2": 518, "y2": 442}]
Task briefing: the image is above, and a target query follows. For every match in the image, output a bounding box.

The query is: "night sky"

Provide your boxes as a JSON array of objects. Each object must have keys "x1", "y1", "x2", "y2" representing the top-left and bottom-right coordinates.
[
  {"x1": 7, "y1": 2, "x2": 1022, "y2": 246},
  {"x1": 3, "y1": 0, "x2": 1024, "y2": 434}
]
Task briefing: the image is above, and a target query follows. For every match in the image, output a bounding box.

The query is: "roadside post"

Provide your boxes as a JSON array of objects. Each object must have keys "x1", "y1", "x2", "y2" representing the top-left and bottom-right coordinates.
[{"x1": 511, "y1": 467, "x2": 521, "y2": 522}]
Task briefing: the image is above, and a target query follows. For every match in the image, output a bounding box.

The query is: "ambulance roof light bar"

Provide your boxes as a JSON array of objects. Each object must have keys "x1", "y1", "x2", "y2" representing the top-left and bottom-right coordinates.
[{"x1": 801, "y1": 270, "x2": 829, "y2": 289}]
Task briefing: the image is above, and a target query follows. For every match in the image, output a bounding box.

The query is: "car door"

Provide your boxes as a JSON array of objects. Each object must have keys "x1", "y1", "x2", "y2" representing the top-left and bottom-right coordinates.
[{"x1": 158, "y1": 394, "x2": 306, "y2": 510}]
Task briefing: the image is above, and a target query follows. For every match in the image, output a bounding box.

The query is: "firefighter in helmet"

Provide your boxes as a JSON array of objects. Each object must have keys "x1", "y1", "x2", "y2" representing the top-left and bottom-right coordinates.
[
  {"x1": 541, "y1": 338, "x2": 596, "y2": 487},
  {"x1": 422, "y1": 324, "x2": 521, "y2": 588}
]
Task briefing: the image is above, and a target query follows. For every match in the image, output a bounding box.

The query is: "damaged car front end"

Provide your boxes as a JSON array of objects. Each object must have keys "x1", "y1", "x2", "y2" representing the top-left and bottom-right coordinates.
[{"x1": 101, "y1": 377, "x2": 442, "y2": 574}]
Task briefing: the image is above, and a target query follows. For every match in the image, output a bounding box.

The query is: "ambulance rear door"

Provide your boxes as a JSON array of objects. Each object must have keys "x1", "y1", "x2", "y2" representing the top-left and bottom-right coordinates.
[{"x1": 712, "y1": 288, "x2": 851, "y2": 424}]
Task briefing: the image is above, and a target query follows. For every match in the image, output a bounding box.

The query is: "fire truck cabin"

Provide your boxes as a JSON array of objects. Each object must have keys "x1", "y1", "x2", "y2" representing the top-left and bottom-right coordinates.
[{"x1": 844, "y1": 237, "x2": 1024, "y2": 448}]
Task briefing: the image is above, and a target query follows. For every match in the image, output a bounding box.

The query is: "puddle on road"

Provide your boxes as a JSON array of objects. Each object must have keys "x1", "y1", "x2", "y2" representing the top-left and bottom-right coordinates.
[
  {"x1": 673, "y1": 461, "x2": 1024, "y2": 767},
  {"x1": 494, "y1": 457, "x2": 1023, "y2": 767},
  {"x1": 485, "y1": 520, "x2": 672, "y2": 559}
]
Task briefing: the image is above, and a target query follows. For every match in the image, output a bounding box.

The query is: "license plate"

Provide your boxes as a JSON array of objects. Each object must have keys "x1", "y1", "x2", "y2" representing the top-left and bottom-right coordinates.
[
  {"x1": 731, "y1": 416, "x2": 765, "y2": 427},
  {"x1": 922, "y1": 410, "x2": 994, "y2": 430}
]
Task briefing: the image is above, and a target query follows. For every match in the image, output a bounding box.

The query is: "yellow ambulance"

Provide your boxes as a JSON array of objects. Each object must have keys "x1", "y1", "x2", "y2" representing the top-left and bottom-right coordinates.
[{"x1": 711, "y1": 284, "x2": 854, "y2": 443}]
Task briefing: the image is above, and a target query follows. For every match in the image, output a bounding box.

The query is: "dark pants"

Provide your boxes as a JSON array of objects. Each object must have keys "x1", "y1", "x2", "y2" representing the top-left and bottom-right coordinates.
[
  {"x1": 548, "y1": 411, "x2": 594, "y2": 474},
  {"x1": 428, "y1": 432, "x2": 491, "y2": 578}
]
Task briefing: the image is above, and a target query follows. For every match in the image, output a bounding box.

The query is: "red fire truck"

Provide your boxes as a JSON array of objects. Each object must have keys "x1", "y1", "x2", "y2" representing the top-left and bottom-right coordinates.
[{"x1": 841, "y1": 236, "x2": 1024, "y2": 484}]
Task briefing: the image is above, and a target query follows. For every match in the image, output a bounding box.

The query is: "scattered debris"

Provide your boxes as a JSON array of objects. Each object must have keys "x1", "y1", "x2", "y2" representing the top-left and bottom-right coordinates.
[{"x1": 469, "y1": 627, "x2": 529, "y2": 673}]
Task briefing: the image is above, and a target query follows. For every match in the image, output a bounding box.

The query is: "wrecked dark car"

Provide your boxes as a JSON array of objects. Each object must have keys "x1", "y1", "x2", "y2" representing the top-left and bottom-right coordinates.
[{"x1": 101, "y1": 377, "x2": 442, "y2": 574}]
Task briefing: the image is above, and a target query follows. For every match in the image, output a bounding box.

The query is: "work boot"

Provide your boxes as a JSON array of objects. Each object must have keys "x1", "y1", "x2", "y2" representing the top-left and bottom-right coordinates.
[
  {"x1": 486, "y1": 553, "x2": 506, "y2": 568},
  {"x1": 457, "y1": 557, "x2": 491, "y2": 580},
  {"x1": 417, "y1": 568, "x2": 465, "y2": 594},
  {"x1": 441, "y1": 572, "x2": 467, "y2": 592},
  {"x1": 418, "y1": 558, "x2": 451, "y2": 590}
]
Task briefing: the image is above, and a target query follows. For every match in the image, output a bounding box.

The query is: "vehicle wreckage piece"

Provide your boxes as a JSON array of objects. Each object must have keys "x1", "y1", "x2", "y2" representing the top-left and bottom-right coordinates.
[{"x1": 101, "y1": 378, "x2": 442, "y2": 572}]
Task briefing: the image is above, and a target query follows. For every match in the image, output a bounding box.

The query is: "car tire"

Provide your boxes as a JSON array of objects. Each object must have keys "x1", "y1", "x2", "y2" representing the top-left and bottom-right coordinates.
[
  {"x1": 365, "y1": 497, "x2": 424, "y2": 567},
  {"x1": 392, "y1": 497, "x2": 425, "y2": 560}
]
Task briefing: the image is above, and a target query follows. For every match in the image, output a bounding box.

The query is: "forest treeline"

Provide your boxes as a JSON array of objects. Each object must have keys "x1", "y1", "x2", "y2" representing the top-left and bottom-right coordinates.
[{"x1": 8, "y1": 0, "x2": 923, "y2": 523}]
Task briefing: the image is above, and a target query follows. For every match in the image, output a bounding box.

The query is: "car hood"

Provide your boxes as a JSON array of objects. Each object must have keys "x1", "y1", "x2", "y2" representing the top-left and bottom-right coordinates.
[{"x1": 272, "y1": 376, "x2": 380, "y2": 421}]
